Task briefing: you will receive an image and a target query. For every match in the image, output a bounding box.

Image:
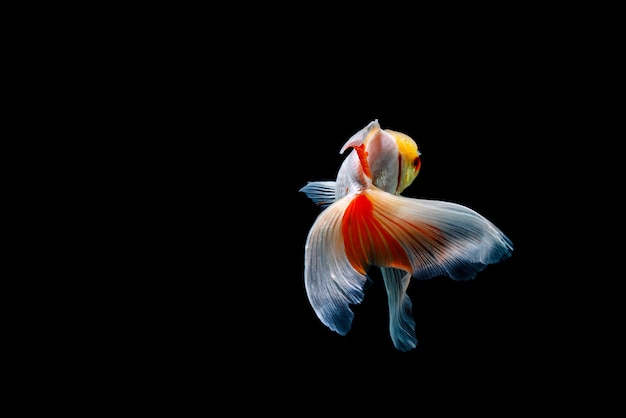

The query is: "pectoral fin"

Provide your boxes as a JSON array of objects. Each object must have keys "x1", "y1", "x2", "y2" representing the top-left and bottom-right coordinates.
[{"x1": 300, "y1": 181, "x2": 337, "y2": 208}]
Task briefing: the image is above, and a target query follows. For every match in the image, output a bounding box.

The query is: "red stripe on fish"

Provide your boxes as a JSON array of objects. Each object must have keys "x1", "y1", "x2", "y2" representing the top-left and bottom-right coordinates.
[
  {"x1": 354, "y1": 144, "x2": 372, "y2": 179},
  {"x1": 341, "y1": 193, "x2": 412, "y2": 274}
]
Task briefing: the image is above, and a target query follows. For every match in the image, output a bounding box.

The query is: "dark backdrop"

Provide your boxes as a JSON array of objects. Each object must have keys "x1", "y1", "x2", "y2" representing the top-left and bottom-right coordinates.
[{"x1": 108, "y1": 47, "x2": 579, "y2": 410}]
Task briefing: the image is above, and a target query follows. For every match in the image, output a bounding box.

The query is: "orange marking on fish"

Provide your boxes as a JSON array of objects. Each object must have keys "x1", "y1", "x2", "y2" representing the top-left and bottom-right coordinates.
[
  {"x1": 341, "y1": 193, "x2": 411, "y2": 274},
  {"x1": 354, "y1": 144, "x2": 372, "y2": 179}
]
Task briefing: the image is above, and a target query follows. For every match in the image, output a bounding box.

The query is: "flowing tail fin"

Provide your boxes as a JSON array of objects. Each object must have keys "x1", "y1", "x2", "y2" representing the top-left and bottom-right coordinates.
[
  {"x1": 303, "y1": 186, "x2": 513, "y2": 342},
  {"x1": 355, "y1": 187, "x2": 513, "y2": 282},
  {"x1": 303, "y1": 194, "x2": 369, "y2": 335}
]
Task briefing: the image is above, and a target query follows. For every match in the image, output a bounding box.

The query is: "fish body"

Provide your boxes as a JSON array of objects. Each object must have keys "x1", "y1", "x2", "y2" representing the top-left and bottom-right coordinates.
[{"x1": 300, "y1": 120, "x2": 513, "y2": 351}]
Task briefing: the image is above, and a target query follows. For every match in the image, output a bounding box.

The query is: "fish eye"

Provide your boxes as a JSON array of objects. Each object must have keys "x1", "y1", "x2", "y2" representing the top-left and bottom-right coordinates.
[{"x1": 413, "y1": 156, "x2": 421, "y2": 171}]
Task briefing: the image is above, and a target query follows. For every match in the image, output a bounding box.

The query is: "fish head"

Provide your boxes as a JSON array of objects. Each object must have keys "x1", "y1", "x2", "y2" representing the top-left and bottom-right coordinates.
[
  {"x1": 386, "y1": 130, "x2": 421, "y2": 194},
  {"x1": 339, "y1": 120, "x2": 422, "y2": 195}
]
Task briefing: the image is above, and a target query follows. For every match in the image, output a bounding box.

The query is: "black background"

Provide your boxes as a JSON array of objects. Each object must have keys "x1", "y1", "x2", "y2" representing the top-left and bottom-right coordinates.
[
  {"x1": 24, "y1": 6, "x2": 618, "y2": 414},
  {"x1": 124, "y1": 74, "x2": 568, "y2": 403},
  {"x1": 97, "y1": 26, "x2": 600, "y2": 410}
]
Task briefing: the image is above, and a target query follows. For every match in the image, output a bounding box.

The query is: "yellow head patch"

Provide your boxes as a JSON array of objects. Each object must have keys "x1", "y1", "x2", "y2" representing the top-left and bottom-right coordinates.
[{"x1": 387, "y1": 130, "x2": 421, "y2": 194}]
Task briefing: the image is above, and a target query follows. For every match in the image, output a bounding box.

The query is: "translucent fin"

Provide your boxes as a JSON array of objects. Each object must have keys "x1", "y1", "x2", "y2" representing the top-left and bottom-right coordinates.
[
  {"x1": 304, "y1": 194, "x2": 369, "y2": 335},
  {"x1": 340, "y1": 119, "x2": 380, "y2": 154},
  {"x1": 365, "y1": 188, "x2": 513, "y2": 281},
  {"x1": 381, "y1": 267, "x2": 417, "y2": 351},
  {"x1": 300, "y1": 181, "x2": 337, "y2": 208}
]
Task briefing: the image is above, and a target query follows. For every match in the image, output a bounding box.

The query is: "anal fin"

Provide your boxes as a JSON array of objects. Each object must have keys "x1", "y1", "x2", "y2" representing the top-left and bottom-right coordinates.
[{"x1": 381, "y1": 267, "x2": 417, "y2": 351}]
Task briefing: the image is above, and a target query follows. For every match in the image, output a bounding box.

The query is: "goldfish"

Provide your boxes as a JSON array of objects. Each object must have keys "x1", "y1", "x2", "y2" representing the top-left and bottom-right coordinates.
[{"x1": 300, "y1": 119, "x2": 513, "y2": 351}]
